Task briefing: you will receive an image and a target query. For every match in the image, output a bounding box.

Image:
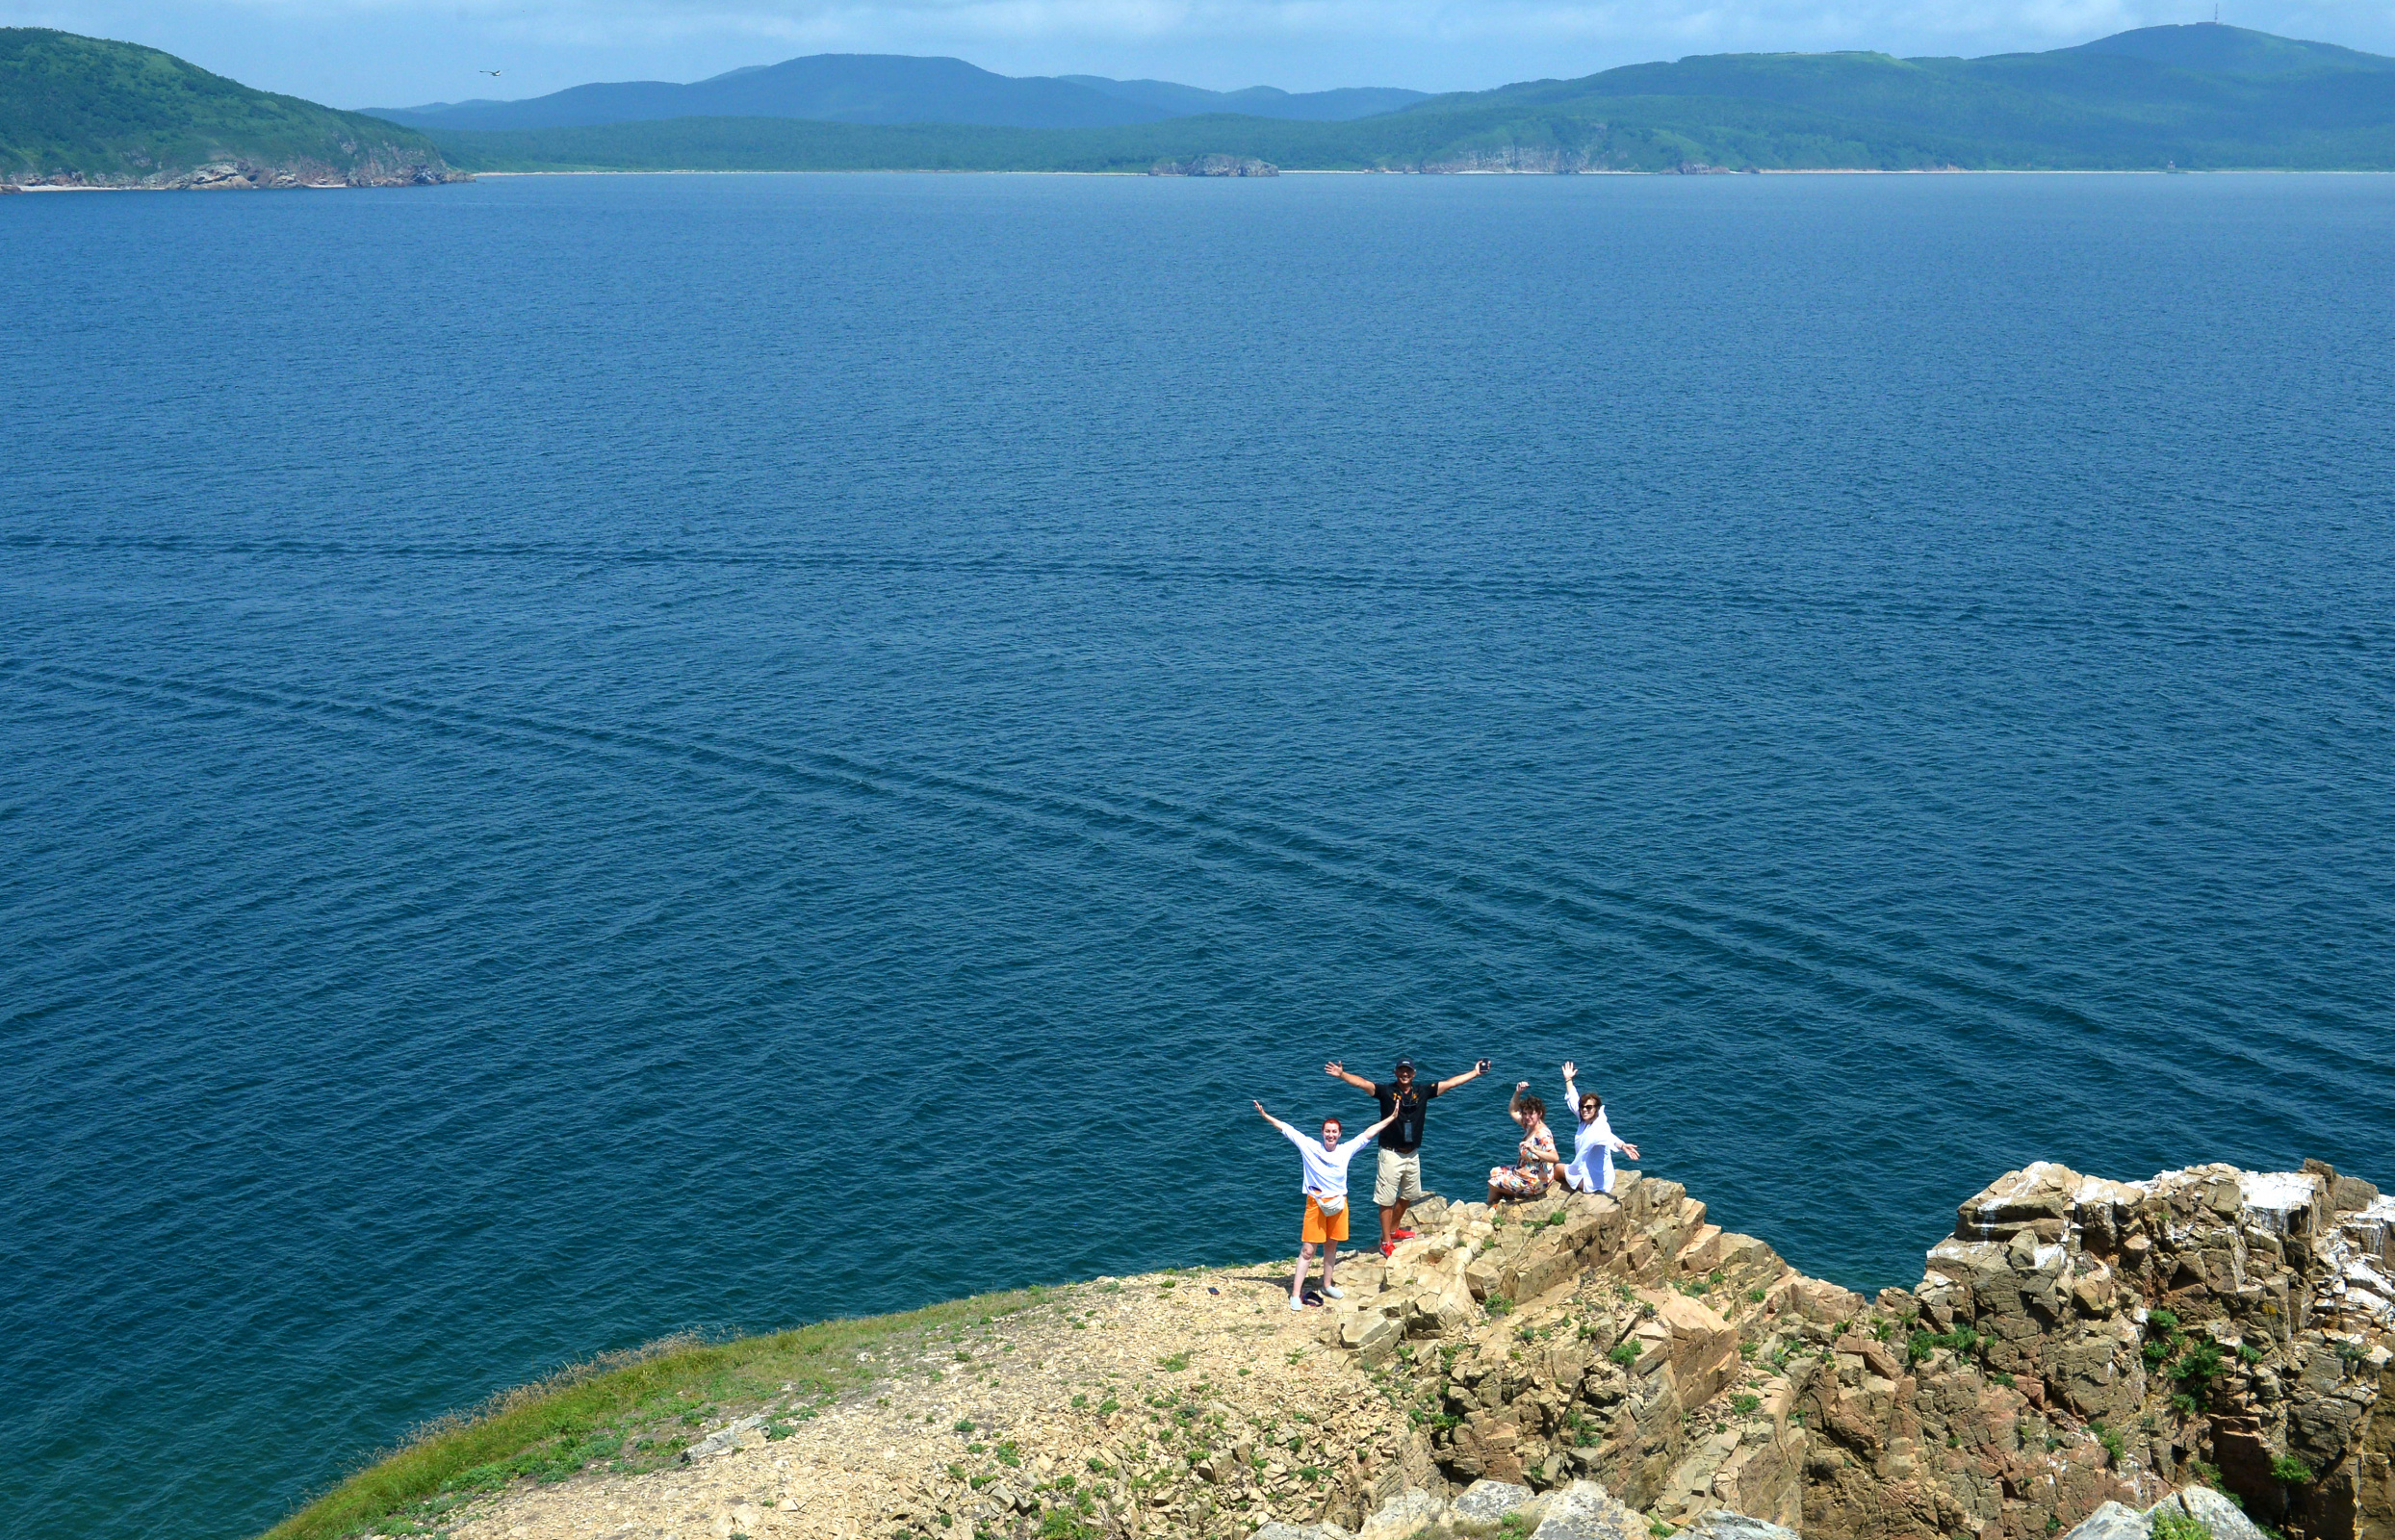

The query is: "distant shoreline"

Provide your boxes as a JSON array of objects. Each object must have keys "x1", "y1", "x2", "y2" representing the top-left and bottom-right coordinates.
[
  {"x1": 17, "y1": 167, "x2": 2391, "y2": 194},
  {"x1": 450, "y1": 167, "x2": 2389, "y2": 177}
]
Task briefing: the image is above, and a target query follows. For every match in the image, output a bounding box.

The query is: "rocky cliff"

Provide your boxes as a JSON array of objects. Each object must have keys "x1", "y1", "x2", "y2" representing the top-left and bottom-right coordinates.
[
  {"x1": 1379, "y1": 1158, "x2": 2393, "y2": 1540},
  {"x1": 411, "y1": 1160, "x2": 2390, "y2": 1540}
]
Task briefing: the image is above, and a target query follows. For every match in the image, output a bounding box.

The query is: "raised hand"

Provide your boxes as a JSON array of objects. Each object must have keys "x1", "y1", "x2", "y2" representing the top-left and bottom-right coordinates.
[
  {"x1": 1622, "y1": 1143, "x2": 1640, "y2": 1160},
  {"x1": 1325, "y1": 1060, "x2": 1343, "y2": 1078},
  {"x1": 1515, "y1": 1080, "x2": 1530, "y2": 1093},
  {"x1": 1561, "y1": 1061, "x2": 1576, "y2": 1080},
  {"x1": 1253, "y1": 1099, "x2": 1271, "y2": 1120}
]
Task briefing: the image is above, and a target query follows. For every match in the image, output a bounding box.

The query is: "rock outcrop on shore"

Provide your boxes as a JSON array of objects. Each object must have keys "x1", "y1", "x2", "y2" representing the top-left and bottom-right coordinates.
[
  {"x1": 12, "y1": 152, "x2": 464, "y2": 189},
  {"x1": 1148, "y1": 155, "x2": 1278, "y2": 176},
  {"x1": 420, "y1": 1160, "x2": 2390, "y2": 1540}
]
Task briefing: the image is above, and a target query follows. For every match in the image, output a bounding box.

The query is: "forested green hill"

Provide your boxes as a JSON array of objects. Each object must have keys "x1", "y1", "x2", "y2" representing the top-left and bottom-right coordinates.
[
  {"x1": 0, "y1": 29, "x2": 458, "y2": 186},
  {"x1": 425, "y1": 25, "x2": 2395, "y2": 173}
]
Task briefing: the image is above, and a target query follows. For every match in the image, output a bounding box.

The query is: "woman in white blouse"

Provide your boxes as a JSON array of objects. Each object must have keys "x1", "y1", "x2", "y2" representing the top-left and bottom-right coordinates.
[{"x1": 1559, "y1": 1062, "x2": 1639, "y2": 1195}]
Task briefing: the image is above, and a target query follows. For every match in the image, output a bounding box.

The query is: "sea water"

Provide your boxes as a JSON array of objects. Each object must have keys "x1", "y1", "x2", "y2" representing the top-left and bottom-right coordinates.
[{"x1": 2, "y1": 171, "x2": 2390, "y2": 1540}]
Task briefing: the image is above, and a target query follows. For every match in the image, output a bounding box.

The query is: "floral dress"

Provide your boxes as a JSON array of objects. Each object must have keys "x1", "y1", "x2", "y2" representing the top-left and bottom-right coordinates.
[{"x1": 1489, "y1": 1118, "x2": 1559, "y2": 1198}]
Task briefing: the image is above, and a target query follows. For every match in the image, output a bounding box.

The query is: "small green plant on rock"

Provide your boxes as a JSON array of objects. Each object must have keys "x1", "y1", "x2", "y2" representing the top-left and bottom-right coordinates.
[
  {"x1": 2150, "y1": 1509, "x2": 2214, "y2": 1540},
  {"x1": 1037, "y1": 1511, "x2": 1093, "y2": 1540},
  {"x1": 2273, "y1": 1454, "x2": 2317, "y2": 1485},
  {"x1": 1732, "y1": 1394, "x2": 1762, "y2": 1417},
  {"x1": 1907, "y1": 1326, "x2": 1983, "y2": 1367},
  {"x1": 2177, "y1": 1340, "x2": 2227, "y2": 1392},
  {"x1": 1610, "y1": 1343, "x2": 1642, "y2": 1366},
  {"x1": 2091, "y1": 1422, "x2": 2125, "y2": 1466}
]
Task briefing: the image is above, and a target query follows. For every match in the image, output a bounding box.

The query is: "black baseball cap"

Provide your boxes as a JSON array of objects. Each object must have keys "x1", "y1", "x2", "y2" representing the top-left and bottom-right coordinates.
[{"x1": 1395, "y1": 1058, "x2": 1415, "y2": 1072}]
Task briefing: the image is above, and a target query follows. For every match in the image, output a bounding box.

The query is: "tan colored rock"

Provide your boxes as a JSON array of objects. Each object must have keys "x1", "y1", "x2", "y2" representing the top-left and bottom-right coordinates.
[{"x1": 424, "y1": 1161, "x2": 2385, "y2": 1540}]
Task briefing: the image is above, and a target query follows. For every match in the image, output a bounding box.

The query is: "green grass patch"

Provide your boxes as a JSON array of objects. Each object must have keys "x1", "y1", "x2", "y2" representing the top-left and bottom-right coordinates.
[
  {"x1": 257, "y1": 1288, "x2": 1041, "y2": 1540},
  {"x1": 1906, "y1": 1325, "x2": 1983, "y2": 1367}
]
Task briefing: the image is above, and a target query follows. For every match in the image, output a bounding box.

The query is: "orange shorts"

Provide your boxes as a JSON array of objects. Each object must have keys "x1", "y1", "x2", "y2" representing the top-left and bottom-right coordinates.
[{"x1": 1302, "y1": 1194, "x2": 1351, "y2": 1244}]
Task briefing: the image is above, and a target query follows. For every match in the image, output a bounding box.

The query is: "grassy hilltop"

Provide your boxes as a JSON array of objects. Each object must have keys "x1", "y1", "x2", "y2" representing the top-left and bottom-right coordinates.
[
  {"x1": 425, "y1": 24, "x2": 2395, "y2": 173},
  {"x1": 0, "y1": 29, "x2": 459, "y2": 187}
]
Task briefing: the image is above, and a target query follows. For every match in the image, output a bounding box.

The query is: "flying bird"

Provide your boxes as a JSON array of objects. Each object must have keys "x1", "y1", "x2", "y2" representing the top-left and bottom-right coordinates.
[{"x1": 479, "y1": 68, "x2": 502, "y2": 76}]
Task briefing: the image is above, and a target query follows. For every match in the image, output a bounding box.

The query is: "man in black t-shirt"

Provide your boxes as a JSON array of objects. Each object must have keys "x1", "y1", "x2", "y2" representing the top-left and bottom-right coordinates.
[{"x1": 1326, "y1": 1055, "x2": 1491, "y2": 1255}]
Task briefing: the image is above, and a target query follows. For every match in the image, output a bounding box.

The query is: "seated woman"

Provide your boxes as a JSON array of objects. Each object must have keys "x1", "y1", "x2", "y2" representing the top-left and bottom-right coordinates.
[
  {"x1": 1558, "y1": 1061, "x2": 1639, "y2": 1195},
  {"x1": 1487, "y1": 1082, "x2": 1560, "y2": 1202}
]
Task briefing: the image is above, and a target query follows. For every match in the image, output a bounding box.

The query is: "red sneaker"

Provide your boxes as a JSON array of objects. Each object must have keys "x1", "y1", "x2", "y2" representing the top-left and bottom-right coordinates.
[
  {"x1": 1390, "y1": 1228, "x2": 1417, "y2": 1242},
  {"x1": 1379, "y1": 1241, "x2": 1396, "y2": 1258}
]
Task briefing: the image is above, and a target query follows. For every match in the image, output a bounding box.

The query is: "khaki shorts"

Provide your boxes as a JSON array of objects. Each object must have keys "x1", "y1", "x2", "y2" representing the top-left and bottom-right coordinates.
[{"x1": 1374, "y1": 1148, "x2": 1423, "y2": 1207}]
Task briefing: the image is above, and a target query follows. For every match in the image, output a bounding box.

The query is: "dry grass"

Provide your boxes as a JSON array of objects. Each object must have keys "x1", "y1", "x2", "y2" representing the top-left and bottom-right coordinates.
[{"x1": 256, "y1": 1289, "x2": 1044, "y2": 1540}]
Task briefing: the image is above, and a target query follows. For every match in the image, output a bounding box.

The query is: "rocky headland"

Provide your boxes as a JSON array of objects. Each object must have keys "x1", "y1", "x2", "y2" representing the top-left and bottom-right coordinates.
[
  {"x1": 388, "y1": 1160, "x2": 2392, "y2": 1540},
  {"x1": 1, "y1": 29, "x2": 467, "y2": 190}
]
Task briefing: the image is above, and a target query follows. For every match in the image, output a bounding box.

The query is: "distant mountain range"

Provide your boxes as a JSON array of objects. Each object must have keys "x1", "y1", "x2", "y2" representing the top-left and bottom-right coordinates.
[
  {"x1": 413, "y1": 25, "x2": 2395, "y2": 173},
  {"x1": 362, "y1": 56, "x2": 1429, "y2": 132},
  {"x1": 8, "y1": 23, "x2": 2394, "y2": 189}
]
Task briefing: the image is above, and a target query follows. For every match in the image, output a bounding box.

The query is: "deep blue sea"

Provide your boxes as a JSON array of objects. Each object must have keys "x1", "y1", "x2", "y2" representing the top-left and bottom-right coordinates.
[{"x1": 3, "y1": 170, "x2": 2391, "y2": 1540}]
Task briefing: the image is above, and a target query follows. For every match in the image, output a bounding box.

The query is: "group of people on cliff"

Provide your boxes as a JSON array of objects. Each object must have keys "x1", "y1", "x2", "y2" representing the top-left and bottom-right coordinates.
[{"x1": 1250, "y1": 1057, "x2": 1638, "y2": 1311}]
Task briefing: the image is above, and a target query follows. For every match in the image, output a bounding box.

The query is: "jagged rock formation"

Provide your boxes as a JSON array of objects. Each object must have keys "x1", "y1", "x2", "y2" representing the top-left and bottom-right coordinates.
[{"x1": 1355, "y1": 1160, "x2": 2390, "y2": 1540}]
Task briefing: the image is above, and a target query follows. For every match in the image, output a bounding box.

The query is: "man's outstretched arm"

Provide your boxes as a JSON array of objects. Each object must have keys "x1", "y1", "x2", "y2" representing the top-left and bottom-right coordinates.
[
  {"x1": 1324, "y1": 1060, "x2": 1378, "y2": 1093},
  {"x1": 1433, "y1": 1059, "x2": 1491, "y2": 1094}
]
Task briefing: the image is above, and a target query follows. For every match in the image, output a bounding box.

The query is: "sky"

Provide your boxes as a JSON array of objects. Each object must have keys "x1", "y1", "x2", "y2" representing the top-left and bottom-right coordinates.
[{"x1": 9, "y1": 0, "x2": 2394, "y2": 109}]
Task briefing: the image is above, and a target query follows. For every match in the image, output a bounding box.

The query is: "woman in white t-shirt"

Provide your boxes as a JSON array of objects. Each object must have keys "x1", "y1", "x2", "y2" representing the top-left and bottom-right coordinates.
[
  {"x1": 1254, "y1": 1099, "x2": 1399, "y2": 1311},
  {"x1": 1558, "y1": 1061, "x2": 1639, "y2": 1196}
]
